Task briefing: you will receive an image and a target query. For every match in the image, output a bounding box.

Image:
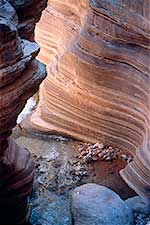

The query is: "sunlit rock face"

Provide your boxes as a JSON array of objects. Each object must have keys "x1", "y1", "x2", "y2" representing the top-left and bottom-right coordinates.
[
  {"x1": 27, "y1": 0, "x2": 149, "y2": 197},
  {"x1": 35, "y1": 0, "x2": 88, "y2": 64},
  {"x1": 27, "y1": 0, "x2": 88, "y2": 132},
  {"x1": 0, "y1": 0, "x2": 47, "y2": 223},
  {"x1": 25, "y1": 0, "x2": 89, "y2": 133}
]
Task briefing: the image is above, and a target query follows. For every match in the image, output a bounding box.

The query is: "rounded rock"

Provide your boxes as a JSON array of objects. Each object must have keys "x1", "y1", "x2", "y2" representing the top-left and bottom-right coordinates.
[{"x1": 71, "y1": 183, "x2": 133, "y2": 225}]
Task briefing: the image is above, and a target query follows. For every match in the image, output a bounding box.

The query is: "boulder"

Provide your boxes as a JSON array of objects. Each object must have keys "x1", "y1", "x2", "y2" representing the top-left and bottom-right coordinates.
[{"x1": 71, "y1": 183, "x2": 133, "y2": 225}]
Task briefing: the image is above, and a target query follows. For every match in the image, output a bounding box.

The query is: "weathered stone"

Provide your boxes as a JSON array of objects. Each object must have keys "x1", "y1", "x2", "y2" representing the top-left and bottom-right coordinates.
[
  {"x1": 8, "y1": 0, "x2": 48, "y2": 40},
  {"x1": 71, "y1": 183, "x2": 133, "y2": 225},
  {"x1": 30, "y1": 191, "x2": 72, "y2": 225},
  {"x1": 120, "y1": 132, "x2": 150, "y2": 199},
  {"x1": 35, "y1": 0, "x2": 88, "y2": 64},
  {"x1": 0, "y1": 0, "x2": 47, "y2": 223}
]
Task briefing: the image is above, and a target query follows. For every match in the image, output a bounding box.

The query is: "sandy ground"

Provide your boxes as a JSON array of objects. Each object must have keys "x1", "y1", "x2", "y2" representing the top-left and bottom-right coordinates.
[{"x1": 12, "y1": 126, "x2": 150, "y2": 225}]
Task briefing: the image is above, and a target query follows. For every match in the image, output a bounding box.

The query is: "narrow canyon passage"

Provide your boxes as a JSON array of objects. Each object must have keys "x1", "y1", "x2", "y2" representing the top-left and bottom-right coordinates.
[{"x1": 0, "y1": 0, "x2": 150, "y2": 224}]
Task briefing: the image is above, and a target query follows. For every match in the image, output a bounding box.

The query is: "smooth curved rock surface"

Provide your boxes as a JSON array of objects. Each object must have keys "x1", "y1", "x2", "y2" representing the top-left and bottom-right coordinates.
[
  {"x1": 35, "y1": 0, "x2": 88, "y2": 65},
  {"x1": 30, "y1": 0, "x2": 149, "y2": 152},
  {"x1": 71, "y1": 183, "x2": 133, "y2": 225},
  {"x1": 23, "y1": 0, "x2": 150, "y2": 198},
  {"x1": 0, "y1": 137, "x2": 34, "y2": 223},
  {"x1": 120, "y1": 130, "x2": 150, "y2": 199}
]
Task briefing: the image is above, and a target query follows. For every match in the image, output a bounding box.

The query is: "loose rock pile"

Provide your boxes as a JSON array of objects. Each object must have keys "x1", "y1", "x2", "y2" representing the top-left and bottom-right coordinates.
[
  {"x1": 77, "y1": 143, "x2": 133, "y2": 163},
  {"x1": 32, "y1": 153, "x2": 89, "y2": 193}
]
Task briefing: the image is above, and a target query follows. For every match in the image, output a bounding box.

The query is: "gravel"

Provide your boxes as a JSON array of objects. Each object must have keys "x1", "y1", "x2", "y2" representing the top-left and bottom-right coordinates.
[
  {"x1": 76, "y1": 142, "x2": 133, "y2": 163},
  {"x1": 32, "y1": 153, "x2": 89, "y2": 194},
  {"x1": 134, "y1": 212, "x2": 150, "y2": 225}
]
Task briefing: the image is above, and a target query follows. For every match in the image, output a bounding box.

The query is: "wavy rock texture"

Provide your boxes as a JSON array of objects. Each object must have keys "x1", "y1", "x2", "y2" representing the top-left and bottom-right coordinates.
[
  {"x1": 24, "y1": 0, "x2": 88, "y2": 128},
  {"x1": 28, "y1": 0, "x2": 150, "y2": 198},
  {"x1": 0, "y1": 137, "x2": 35, "y2": 223},
  {"x1": 120, "y1": 130, "x2": 150, "y2": 199},
  {"x1": 35, "y1": 0, "x2": 88, "y2": 64},
  {"x1": 0, "y1": 0, "x2": 47, "y2": 224}
]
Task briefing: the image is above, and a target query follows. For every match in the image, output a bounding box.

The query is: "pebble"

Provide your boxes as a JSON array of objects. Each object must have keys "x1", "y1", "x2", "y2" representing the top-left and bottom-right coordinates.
[{"x1": 77, "y1": 142, "x2": 133, "y2": 163}]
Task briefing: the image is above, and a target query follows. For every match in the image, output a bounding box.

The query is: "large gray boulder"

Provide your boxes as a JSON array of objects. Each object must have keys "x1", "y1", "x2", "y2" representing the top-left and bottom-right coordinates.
[{"x1": 71, "y1": 183, "x2": 133, "y2": 225}]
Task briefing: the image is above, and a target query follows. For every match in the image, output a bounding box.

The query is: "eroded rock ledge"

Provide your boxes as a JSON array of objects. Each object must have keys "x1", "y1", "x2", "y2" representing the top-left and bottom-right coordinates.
[{"x1": 0, "y1": 0, "x2": 47, "y2": 223}]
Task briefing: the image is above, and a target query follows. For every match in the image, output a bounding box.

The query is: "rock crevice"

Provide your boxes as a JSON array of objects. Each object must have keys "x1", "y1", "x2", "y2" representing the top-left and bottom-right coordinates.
[{"x1": 0, "y1": 0, "x2": 47, "y2": 223}]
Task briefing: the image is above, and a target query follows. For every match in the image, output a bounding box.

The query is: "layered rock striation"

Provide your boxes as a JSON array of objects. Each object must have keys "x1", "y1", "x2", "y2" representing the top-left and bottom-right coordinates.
[
  {"x1": 26, "y1": 0, "x2": 150, "y2": 198},
  {"x1": 35, "y1": 0, "x2": 88, "y2": 65},
  {"x1": 29, "y1": 0, "x2": 149, "y2": 152},
  {"x1": 0, "y1": 0, "x2": 47, "y2": 224},
  {"x1": 8, "y1": 0, "x2": 48, "y2": 41},
  {"x1": 120, "y1": 130, "x2": 150, "y2": 200}
]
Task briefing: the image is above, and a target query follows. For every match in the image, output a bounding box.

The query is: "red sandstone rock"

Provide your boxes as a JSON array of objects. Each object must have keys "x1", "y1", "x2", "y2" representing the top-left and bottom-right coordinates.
[
  {"x1": 35, "y1": 0, "x2": 88, "y2": 64},
  {"x1": 0, "y1": 0, "x2": 47, "y2": 223},
  {"x1": 26, "y1": 0, "x2": 150, "y2": 198},
  {"x1": 120, "y1": 130, "x2": 150, "y2": 199},
  {"x1": 8, "y1": 0, "x2": 48, "y2": 41}
]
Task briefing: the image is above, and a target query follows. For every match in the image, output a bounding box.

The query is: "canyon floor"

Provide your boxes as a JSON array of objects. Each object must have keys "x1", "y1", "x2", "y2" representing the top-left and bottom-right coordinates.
[{"x1": 12, "y1": 126, "x2": 149, "y2": 225}]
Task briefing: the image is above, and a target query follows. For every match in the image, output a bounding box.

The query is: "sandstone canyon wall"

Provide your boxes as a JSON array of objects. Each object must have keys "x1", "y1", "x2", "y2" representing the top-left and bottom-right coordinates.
[
  {"x1": 0, "y1": 0, "x2": 47, "y2": 223},
  {"x1": 35, "y1": 0, "x2": 88, "y2": 65},
  {"x1": 24, "y1": 0, "x2": 150, "y2": 198}
]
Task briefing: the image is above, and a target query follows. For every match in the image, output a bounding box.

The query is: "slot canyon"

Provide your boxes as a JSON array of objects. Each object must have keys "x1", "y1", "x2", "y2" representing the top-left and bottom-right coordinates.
[{"x1": 0, "y1": 0, "x2": 150, "y2": 224}]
